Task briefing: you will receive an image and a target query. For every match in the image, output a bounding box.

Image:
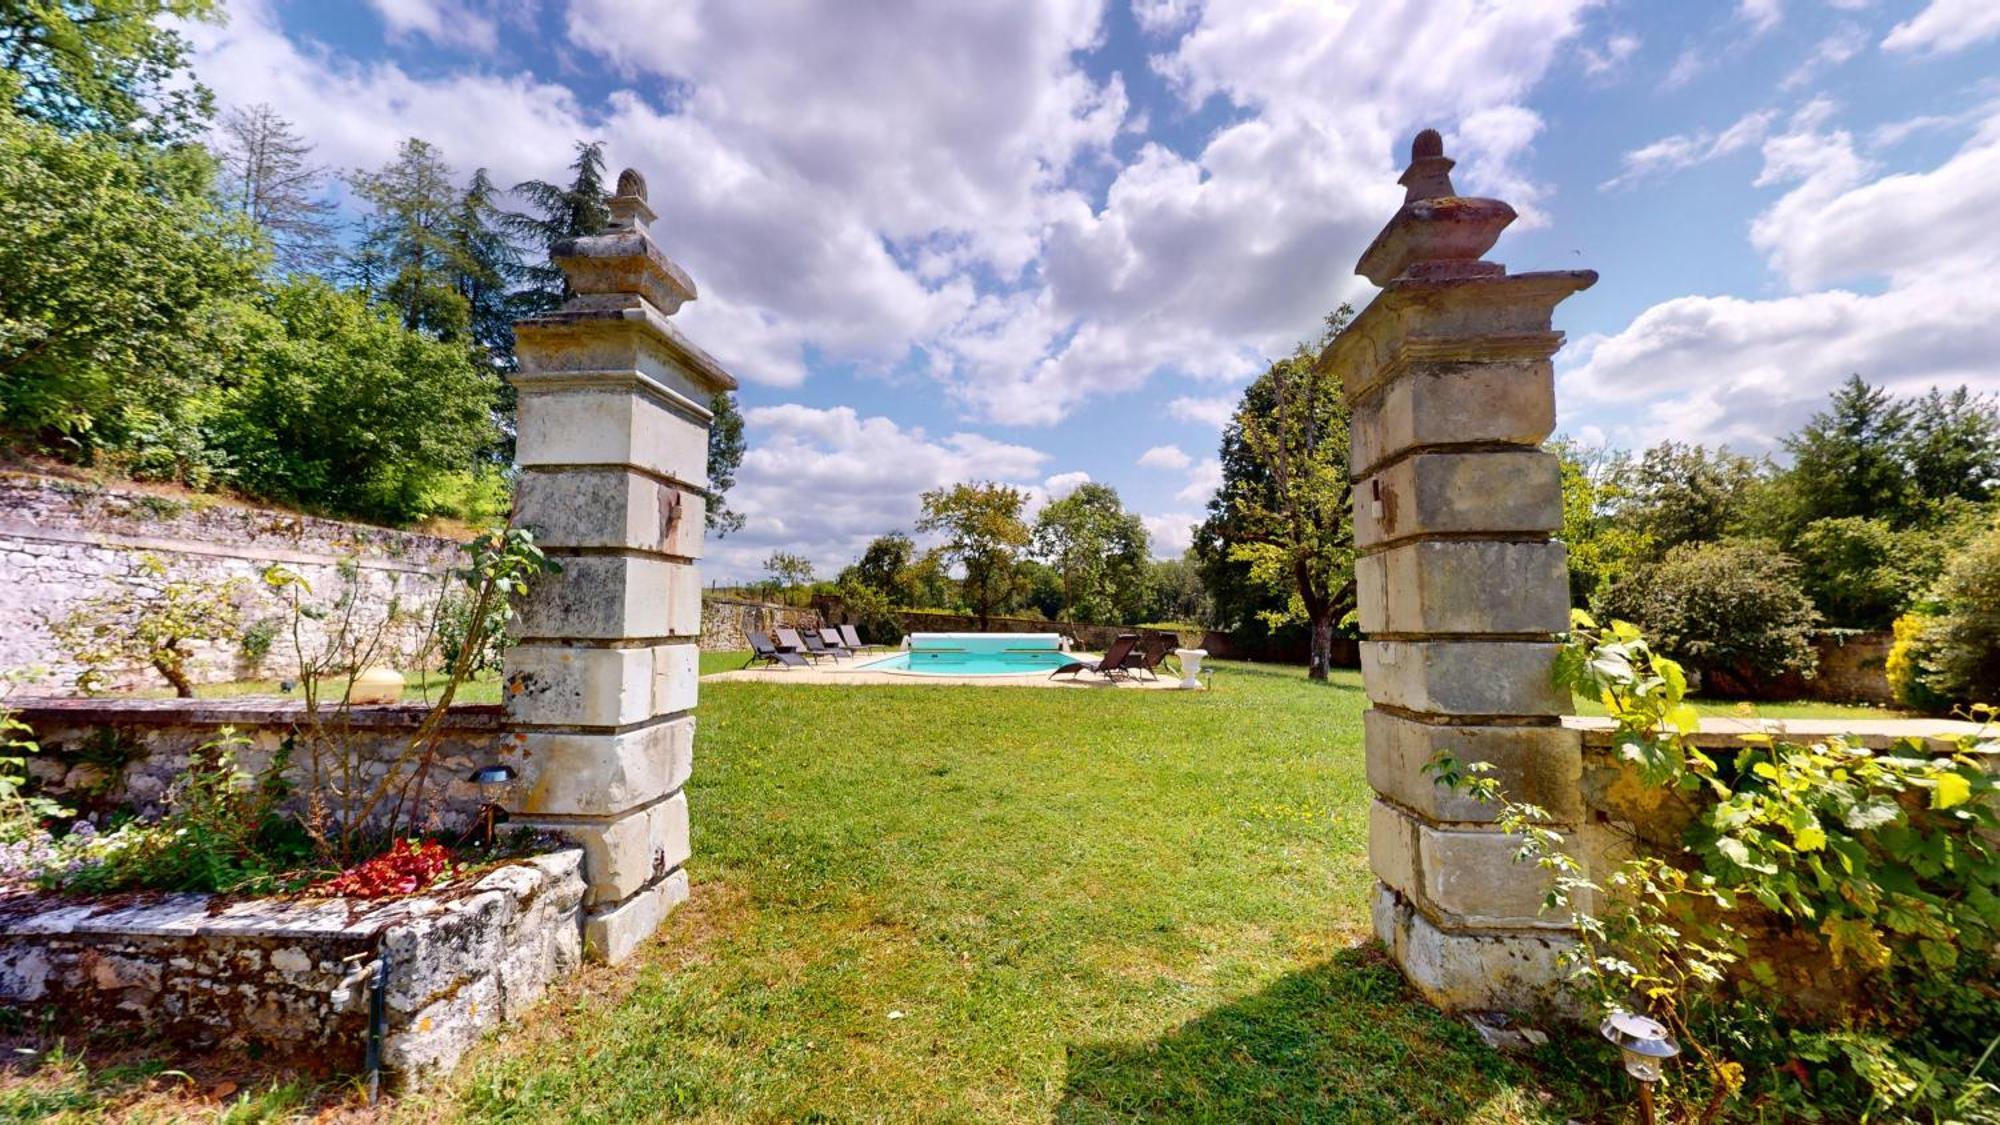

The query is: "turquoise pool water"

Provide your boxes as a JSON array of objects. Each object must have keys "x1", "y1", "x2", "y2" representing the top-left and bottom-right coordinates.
[{"x1": 859, "y1": 633, "x2": 1074, "y2": 676}]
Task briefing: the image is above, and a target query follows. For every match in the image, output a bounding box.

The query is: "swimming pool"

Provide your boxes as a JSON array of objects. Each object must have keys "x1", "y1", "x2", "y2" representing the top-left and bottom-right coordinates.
[{"x1": 859, "y1": 632, "x2": 1074, "y2": 676}]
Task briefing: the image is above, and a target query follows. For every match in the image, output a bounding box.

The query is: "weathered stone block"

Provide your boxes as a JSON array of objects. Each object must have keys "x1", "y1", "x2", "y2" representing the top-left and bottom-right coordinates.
[
  {"x1": 503, "y1": 717, "x2": 694, "y2": 817},
  {"x1": 513, "y1": 468, "x2": 705, "y2": 558},
  {"x1": 1353, "y1": 450, "x2": 1560, "y2": 550},
  {"x1": 1418, "y1": 825, "x2": 1563, "y2": 926},
  {"x1": 1368, "y1": 799, "x2": 1418, "y2": 897},
  {"x1": 583, "y1": 867, "x2": 690, "y2": 964},
  {"x1": 652, "y1": 643, "x2": 700, "y2": 716},
  {"x1": 1349, "y1": 359, "x2": 1555, "y2": 477},
  {"x1": 514, "y1": 555, "x2": 701, "y2": 641},
  {"x1": 1356, "y1": 540, "x2": 1569, "y2": 635},
  {"x1": 1364, "y1": 709, "x2": 1581, "y2": 823},
  {"x1": 1361, "y1": 641, "x2": 1567, "y2": 716},
  {"x1": 519, "y1": 791, "x2": 691, "y2": 907},
  {"x1": 504, "y1": 645, "x2": 653, "y2": 727},
  {"x1": 513, "y1": 386, "x2": 708, "y2": 487},
  {"x1": 1371, "y1": 883, "x2": 1574, "y2": 1014}
]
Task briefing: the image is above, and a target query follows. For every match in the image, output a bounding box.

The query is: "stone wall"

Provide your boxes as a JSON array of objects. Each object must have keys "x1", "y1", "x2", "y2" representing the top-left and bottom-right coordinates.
[
  {"x1": 1751, "y1": 630, "x2": 1896, "y2": 706},
  {"x1": 0, "y1": 848, "x2": 585, "y2": 1087},
  {"x1": 700, "y1": 596, "x2": 822, "y2": 651},
  {"x1": 0, "y1": 473, "x2": 464, "y2": 692},
  {"x1": 12, "y1": 697, "x2": 508, "y2": 836}
]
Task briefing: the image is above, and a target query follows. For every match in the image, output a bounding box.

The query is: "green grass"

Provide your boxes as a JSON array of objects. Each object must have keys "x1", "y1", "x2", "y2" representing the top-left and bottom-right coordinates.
[{"x1": 416, "y1": 660, "x2": 1606, "y2": 1122}]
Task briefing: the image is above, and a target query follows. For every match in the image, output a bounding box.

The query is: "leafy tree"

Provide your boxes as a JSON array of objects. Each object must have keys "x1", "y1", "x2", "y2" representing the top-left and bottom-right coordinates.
[
  {"x1": 1201, "y1": 307, "x2": 1355, "y2": 680},
  {"x1": 841, "y1": 533, "x2": 919, "y2": 605},
  {"x1": 504, "y1": 139, "x2": 610, "y2": 314},
  {"x1": 706, "y1": 390, "x2": 747, "y2": 535},
  {"x1": 50, "y1": 553, "x2": 244, "y2": 697},
  {"x1": 0, "y1": 0, "x2": 217, "y2": 141},
  {"x1": 1032, "y1": 482, "x2": 1148, "y2": 623},
  {"x1": 762, "y1": 551, "x2": 814, "y2": 606},
  {"x1": 213, "y1": 103, "x2": 335, "y2": 274},
  {"x1": 1015, "y1": 559, "x2": 1064, "y2": 620},
  {"x1": 1551, "y1": 438, "x2": 1648, "y2": 604},
  {"x1": 1596, "y1": 538, "x2": 1821, "y2": 695},
  {"x1": 210, "y1": 279, "x2": 499, "y2": 524},
  {"x1": 1913, "y1": 523, "x2": 2000, "y2": 705},
  {"x1": 0, "y1": 103, "x2": 257, "y2": 463},
  {"x1": 1141, "y1": 554, "x2": 1212, "y2": 626},
  {"x1": 1778, "y1": 375, "x2": 1917, "y2": 531},
  {"x1": 346, "y1": 138, "x2": 473, "y2": 340},
  {"x1": 1609, "y1": 441, "x2": 1768, "y2": 554},
  {"x1": 1790, "y1": 516, "x2": 1949, "y2": 630},
  {"x1": 917, "y1": 482, "x2": 1031, "y2": 628}
]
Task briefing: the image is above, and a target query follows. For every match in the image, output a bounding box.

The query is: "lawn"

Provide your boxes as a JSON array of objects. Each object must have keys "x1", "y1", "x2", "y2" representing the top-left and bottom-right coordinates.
[
  {"x1": 0, "y1": 656, "x2": 1904, "y2": 1121},
  {"x1": 402, "y1": 658, "x2": 1601, "y2": 1123}
]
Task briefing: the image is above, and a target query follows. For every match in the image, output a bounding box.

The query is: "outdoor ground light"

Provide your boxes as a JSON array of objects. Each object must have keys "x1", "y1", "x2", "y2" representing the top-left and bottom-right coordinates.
[
  {"x1": 1601, "y1": 1009, "x2": 1680, "y2": 1124},
  {"x1": 468, "y1": 764, "x2": 517, "y2": 844}
]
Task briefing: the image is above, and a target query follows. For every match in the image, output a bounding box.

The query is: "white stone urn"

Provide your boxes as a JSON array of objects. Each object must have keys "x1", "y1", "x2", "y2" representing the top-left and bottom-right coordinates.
[
  {"x1": 1173, "y1": 648, "x2": 1207, "y2": 690},
  {"x1": 346, "y1": 666, "x2": 406, "y2": 705}
]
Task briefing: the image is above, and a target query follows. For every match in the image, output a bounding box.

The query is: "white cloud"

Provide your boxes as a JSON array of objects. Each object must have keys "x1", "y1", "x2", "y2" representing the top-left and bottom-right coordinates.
[
  {"x1": 1602, "y1": 109, "x2": 1775, "y2": 190},
  {"x1": 1781, "y1": 22, "x2": 1867, "y2": 90},
  {"x1": 1578, "y1": 32, "x2": 1641, "y2": 77},
  {"x1": 1664, "y1": 46, "x2": 1706, "y2": 89},
  {"x1": 1138, "y1": 444, "x2": 1192, "y2": 470},
  {"x1": 365, "y1": 0, "x2": 498, "y2": 53},
  {"x1": 1175, "y1": 457, "x2": 1224, "y2": 505},
  {"x1": 1737, "y1": 0, "x2": 1784, "y2": 35},
  {"x1": 1565, "y1": 102, "x2": 2000, "y2": 450},
  {"x1": 1044, "y1": 471, "x2": 1092, "y2": 498},
  {"x1": 1882, "y1": 0, "x2": 2000, "y2": 54},
  {"x1": 710, "y1": 404, "x2": 1050, "y2": 581},
  {"x1": 1168, "y1": 395, "x2": 1238, "y2": 428},
  {"x1": 1142, "y1": 512, "x2": 1203, "y2": 556}
]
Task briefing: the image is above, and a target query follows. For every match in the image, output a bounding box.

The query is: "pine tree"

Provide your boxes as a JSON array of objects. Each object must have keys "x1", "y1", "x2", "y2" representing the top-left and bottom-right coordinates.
[
  {"x1": 451, "y1": 168, "x2": 525, "y2": 369},
  {"x1": 214, "y1": 103, "x2": 336, "y2": 274},
  {"x1": 346, "y1": 138, "x2": 471, "y2": 340},
  {"x1": 1780, "y1": 375, "x2": 1914, "y2": 530},
  {"x1": 504, "y1": 140, "x2": 610, "y2": 314}
]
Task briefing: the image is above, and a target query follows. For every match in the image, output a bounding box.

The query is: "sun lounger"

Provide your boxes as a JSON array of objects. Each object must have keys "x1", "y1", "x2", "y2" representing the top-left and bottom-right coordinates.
[
  {"x1": 1049, "y1": 633, "x2": 1142, "y2": 681},
  {"x1": 838, "y1": 624, "x2": 885, "y2": 653},
  {"x1": 818, "y1": 627, "x2": 856, "y2": 658},
  {"x1": 745, "y1": 631, "x2": 809, "y2": 669},
  {"x1": 1126, "y1": 633, "x2": 1179, "y2": 681},
  {"x1": 775, "y1": 627, "x2": 832, "y2": 663},
  {"x1": 793, "y1": 628, "x2": 845, "y2": 661}
]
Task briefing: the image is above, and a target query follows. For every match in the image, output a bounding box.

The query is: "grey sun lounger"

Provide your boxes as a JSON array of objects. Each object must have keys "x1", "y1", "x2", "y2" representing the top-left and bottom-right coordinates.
[
  {"x1": 745, "y1": 630, "x2": 809, "y2": 669},
  {"x1": 837, "y1": 624, "x2": 886, "y2": 652}
]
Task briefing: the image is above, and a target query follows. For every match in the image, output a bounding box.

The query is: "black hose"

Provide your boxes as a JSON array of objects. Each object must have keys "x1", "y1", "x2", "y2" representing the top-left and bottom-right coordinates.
[{"x1": 365, "y1": 947, "x2": 388, "y2": 1104}]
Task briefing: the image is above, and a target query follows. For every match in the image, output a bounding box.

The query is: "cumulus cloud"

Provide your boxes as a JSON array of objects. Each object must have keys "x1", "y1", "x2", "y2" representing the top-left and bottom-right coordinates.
[
  {"x1": 1142, "y1": 512, "x2": 1203, "y2": 556},
  {"x1": 1043, "y1": 471, "x2": 1092, "y2": 498},
  {"x1": 1882, "y1": 0, "x2": 2000, "y2": 54},
  {"x1": 709, "y1": 404, "x2": 1049, "y2": 581},
  {"x1": 1565, "y1": 101, "x2": 2000, "y2": 450},
  {"x1": 364, "y1": 0, "x2": 498, "y2": 53},
  {"x1": 1175, "y1": 457, "x2": 1225, "y2": 505},
  {"x1": 1602, "y1": 109, "x2": 1775, "y2": 190},
  {"x1": 1168, "y1": 395, "x2": 1237, "y2": 428},
  {"x1": 1737, "y1": 0, "x2": 1783, "y2": 35},
  {"x1": 1138, "y1": 444, "x2": 1192, "y2": 470},
  {"x1": 1578, "y1": 32, "x2": 1641, "y2": 77}
]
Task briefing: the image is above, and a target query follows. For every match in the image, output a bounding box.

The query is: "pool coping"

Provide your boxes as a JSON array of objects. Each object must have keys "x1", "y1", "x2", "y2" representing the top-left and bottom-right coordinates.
[{"x1": 703, "y1": 650, "x2": 1197, "y2": 690}]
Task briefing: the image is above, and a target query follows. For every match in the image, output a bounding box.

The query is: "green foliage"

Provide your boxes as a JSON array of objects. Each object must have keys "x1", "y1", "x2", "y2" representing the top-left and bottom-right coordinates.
[
  {"x1": 1595, "y1": 538, "x2": 1821, "y2": 694},
  {"x1": 1792, "y1": 516, "x2": 1949, "y2": 629},
  {"x1": 1031, "y1": 481, "x2": 1148, "y2": 623},
  {"x1": 49, "y1": 729, "x2": 311, "y2": 894},
  {"x1": 762, "y1": 552, "x2": 815, "y2": 606},
  {"x1": 503, "y1": 139, "x2": 610, "y2": 312},
  {"x1": 1610, "y1": 441, "x2": 1770, "y2": 555},
  {"x1": 1141, "y1": 553, "x2": 1211, "y2": 627},
  {"x1": 344, "y1": 138, "x2": 477, "y2": 340},
  {"x1": 917, "y1": 481, "x2": 1032, "y2": 628},
  {"x1": 0, "y1": 0, "x2": 218, "y2": 141},
  {"x1": 1550, "y1": 438, "x2": 1651, "y2": 604},
  {"x1": 0, "y1": 684, "x2": 72, "y2": 843},
  {"x1": 840, "y1": 532, "x2": 920, "y2": 606},
  {"x1": 1442, "y1": 614, "x2": 2000, "y2": 1122},
  {"x1": 210, "y1": 278, "x2": 500, "y2": 524},
  {"x1": 1199, "y1": 307, "x2": 1355, "y2": 679},
  {"x1": 706, "y1": 390, "x2": 747, "y2": 536},
  {"x1": 0, "y1": 102, "x2": 260, "y2": 460},
  {"x1": 1916, "y1": 523, "x2": 2000, "y2": 705},
  {"x1": 237, "y1": 615, "x2": 281, "y2": 673},
  {"x1": 832, "y1": 580, "x2": 900, "y2": 645},
  {"x1": 49, "y1": 553, "x2": 245, "y2": 697},
  {"x1": 1776, "y1": 376, "x2": 2000, "y2": 535},
  {"x1": 1886, "y1": 612, "x2": 1953, "y2": 714}
]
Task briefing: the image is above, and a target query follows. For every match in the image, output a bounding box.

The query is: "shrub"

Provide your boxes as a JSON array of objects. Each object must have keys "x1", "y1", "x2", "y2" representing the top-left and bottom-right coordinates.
[
  {"x1": 1886, "y1": 612, "x2": 1954, "y2": 714},
  {"x1": 1595, "y1": 538, "x2": 1821, "y2": 695},
  {"x1": 1920, "y1": 525, "x2": 2000, "y2": 705},
  {"x1": 1792, "y1": 516, "x2": 1943, "y2": 630},
  {"x1": 833, "y1": 580, "x2": 902, "y2": 645},
  {"x1": 49, "y1": 553, "x2": 246, "y2": 696}
]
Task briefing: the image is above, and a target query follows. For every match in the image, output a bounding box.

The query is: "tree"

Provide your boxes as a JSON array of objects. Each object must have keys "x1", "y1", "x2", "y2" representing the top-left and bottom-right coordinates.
[
  {"x1": 450, "y1": 167, "x2": 525, "y2": 370},
  {"x1": 504, "y1": 140, "x2": 610, "y2": 315},
  {"x1": 51, "y1": 553, "x2": 244, "y2": 697},
  {"x1": 762, "y1": 552, "x2": 814, "y2": 606},
  {"x1": 1200, "y1": 307, "x2": 1356, "y2": 680},
  {"x1": 1142, "y1": 554, "x2": 1212, "y2": 626},
  {"x1": 1778, "y1": 375, "x2": 1917, "y2": 531},
  {"x1": 210, "y1": 279, "x2": 500, "y2": 524},
  {"x1": 1032, "y1": 482, "x2": 1148, "y2": 623},
  {"x1": 1551, "y1": 438, "x2": 1648, "y2": 605},
  {"x1": 1900, "y1": 385, "x2": 2000, "y2": 510},
  {"x1": 1790, "y1": 517, "x2": 1945, "y2": 630},
  {"x1": 0, "y1": 0, "x2": 217, "y2": 141},
  {"x1": 916, "y1": 482, "x2": 1031, "y2": 628},
  {"x1": 213, "y1": 103, "x2": 335, "y2": 274},
  {"x1": 0, "y1": 104, "x2": 258, "y2": 464},
  {"x1": 1596, "y1": 539, "x2": 1822, "y2": 696},
  {"x1": 346, "y1": 138, "x2": 473, "y2": 340},
  {"x1": 706, "y1": 390, "x2": 747, "y2": 535},
  {"x1": 841, "y1": 533, "x2": 919, "y2": 605},
  {"x1": 1609, "y1": 441, "x2": 1768, "y2": 555}
]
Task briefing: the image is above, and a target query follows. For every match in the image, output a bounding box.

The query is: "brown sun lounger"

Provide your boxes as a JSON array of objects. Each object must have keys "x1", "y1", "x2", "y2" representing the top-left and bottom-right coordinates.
[{"x1": 1049, "y1": 633, "x2": 1142, "y2": 681}]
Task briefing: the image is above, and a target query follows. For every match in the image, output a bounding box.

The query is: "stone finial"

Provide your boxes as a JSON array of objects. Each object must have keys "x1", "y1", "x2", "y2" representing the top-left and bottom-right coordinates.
[
  {"x1": 1354, "y1": 128, "x2": 1516, "y2": 287},
  {"x1": 1400, "y1": 129, "x2": 1458, "y2": 203},
  {"x1": 607, "y1": 166, "x2": 658, "y2": 230}
]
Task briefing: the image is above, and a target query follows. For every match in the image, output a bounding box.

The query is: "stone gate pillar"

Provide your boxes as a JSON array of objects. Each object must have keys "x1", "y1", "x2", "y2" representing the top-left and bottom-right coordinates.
[
  {"x1": 1331, "y1": 132, "x2": 1594, "y2": 1011},
  {"x1": 499, "y1": 170, "x2": 735, "y2": 963}
]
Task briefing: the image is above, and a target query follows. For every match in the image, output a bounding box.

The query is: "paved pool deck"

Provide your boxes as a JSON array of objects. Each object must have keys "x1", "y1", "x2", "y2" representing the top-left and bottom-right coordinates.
[{"x1": 702, "y1": 650, "x2": 1199, "y2": 690}]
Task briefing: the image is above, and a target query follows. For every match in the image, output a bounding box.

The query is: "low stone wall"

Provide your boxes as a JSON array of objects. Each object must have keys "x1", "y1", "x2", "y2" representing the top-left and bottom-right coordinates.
[
  {"x1": 0, "y1": 473, "x2": 465, "y2": 692},
  {"x1": 12, "y1": 697, "x2": 508, "y2": 835},
  {"x1": 0, "y1": 848, "x2": 585, "y2": 1087},
  {"x1": 1761, "y1": 630, "x2": 1896, "y2": 706},
  {"x1": 699, "y1": 596, "x2": 821, "y2": 652}
]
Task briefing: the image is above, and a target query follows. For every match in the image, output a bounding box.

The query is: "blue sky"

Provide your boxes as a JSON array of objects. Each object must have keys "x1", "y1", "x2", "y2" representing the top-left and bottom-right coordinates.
[{"x1": 182, "y1": 0, "x2": 2000, "y2": 580}]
